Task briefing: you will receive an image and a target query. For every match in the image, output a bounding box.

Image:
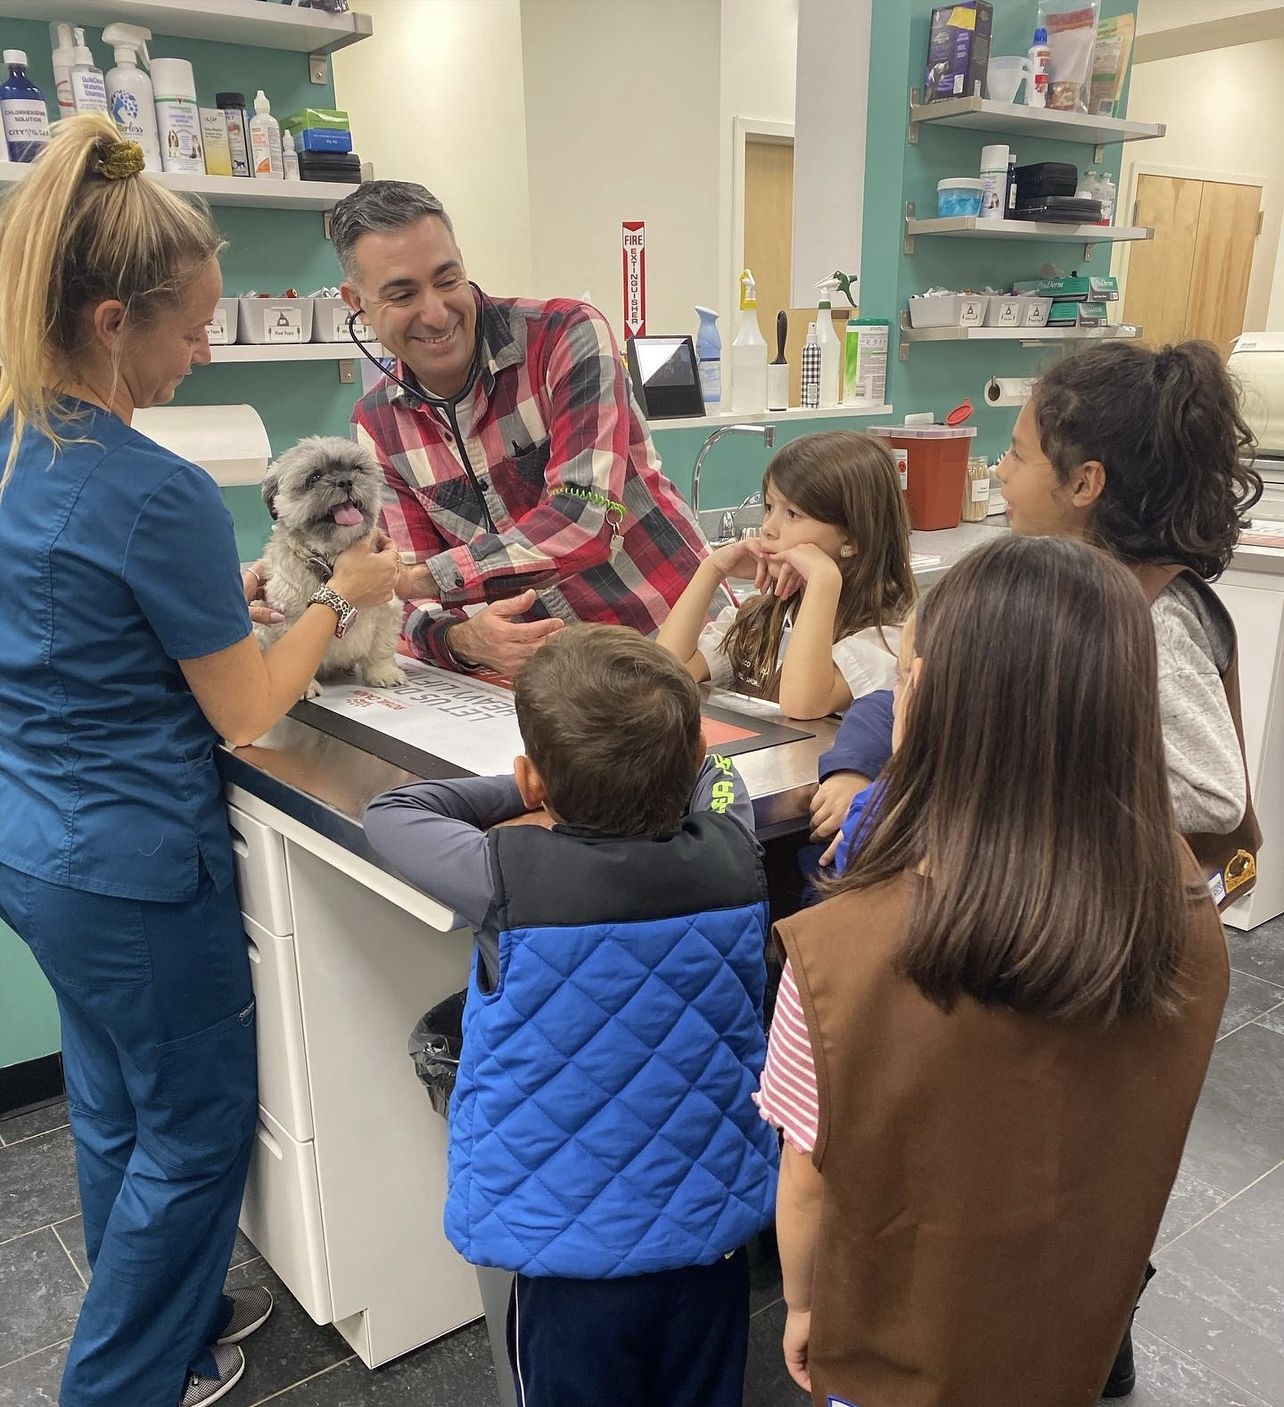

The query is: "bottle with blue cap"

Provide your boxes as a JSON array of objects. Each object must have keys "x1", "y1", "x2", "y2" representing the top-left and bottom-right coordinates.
[{"x1": 694, "y1": 306, "x2": 721, "y2": 407}]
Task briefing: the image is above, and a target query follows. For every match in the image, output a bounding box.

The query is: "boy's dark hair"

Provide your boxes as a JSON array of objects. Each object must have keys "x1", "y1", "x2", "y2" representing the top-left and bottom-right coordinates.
[
  {"x1": 514, "y1": 624, "x2": 703, "y2": 837},
  {"x1": 1034, "y1": 340, "x2": 1262, "y2": 579}
]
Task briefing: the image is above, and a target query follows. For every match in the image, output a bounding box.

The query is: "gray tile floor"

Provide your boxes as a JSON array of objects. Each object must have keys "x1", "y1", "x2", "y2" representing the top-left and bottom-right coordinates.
[{"x1": 1, "y1": 914, "x2": 1281, "y2": 1406}]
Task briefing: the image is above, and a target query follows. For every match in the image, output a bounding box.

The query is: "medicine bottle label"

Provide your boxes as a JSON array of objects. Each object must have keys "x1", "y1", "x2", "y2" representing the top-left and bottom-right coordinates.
[{"x1": 892, "y1": 448, "x2": 908, "y2": 491}]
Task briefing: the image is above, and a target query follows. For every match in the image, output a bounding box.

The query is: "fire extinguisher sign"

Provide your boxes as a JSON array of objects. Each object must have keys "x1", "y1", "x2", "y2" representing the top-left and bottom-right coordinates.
[{"x1": 621, "y1": 221, "x2": 646, "y2": 339}]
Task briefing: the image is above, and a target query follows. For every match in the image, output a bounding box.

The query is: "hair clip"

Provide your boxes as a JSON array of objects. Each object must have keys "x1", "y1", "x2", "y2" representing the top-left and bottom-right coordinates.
[{"x1": 96, "y1": 140, "x2": 146, "y2": 181}]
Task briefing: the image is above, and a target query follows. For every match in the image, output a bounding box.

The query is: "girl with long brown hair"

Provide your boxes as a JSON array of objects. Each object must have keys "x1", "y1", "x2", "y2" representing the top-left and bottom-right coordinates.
[
  {"x1": 764, "y1": 536, "x2": 1227, "y2": 1407},
  {"x1": 657, "y1": 431, "x2": 914, "y2": 719}
]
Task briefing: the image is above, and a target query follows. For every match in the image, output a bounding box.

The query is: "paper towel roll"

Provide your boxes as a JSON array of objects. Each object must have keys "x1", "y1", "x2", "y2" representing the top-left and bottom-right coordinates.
[
  {"x1": 132, "y1": 403, "x2": 271, "y2": 487},
  {"x1": 984, "y1": 377, "x2": 1037, "y2": 408}
]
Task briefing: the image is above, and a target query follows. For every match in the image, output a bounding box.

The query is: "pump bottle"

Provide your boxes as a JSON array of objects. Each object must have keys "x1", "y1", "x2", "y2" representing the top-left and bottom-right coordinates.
[
  {"x1": 729, "y1": 269, "x2": 767, "y2": 414},
  {"x1": 70, "y1": 28, "x2": 108, "y2": 115},
  {"x1": 249, "y1": 90, "x2": 283, "y2": 179},
  {"x1": 50, "y1": 22, "x2": 76, "y2": 119},
  {"x1": 813, "y1": 278, "x2": 842, "y2": 408},
  {"x1": 103, "y1": 24, "x2": 162, "y2": 172}
]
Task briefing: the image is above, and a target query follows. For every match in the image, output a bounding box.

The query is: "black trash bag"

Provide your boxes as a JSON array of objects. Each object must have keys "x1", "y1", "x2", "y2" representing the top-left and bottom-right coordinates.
[{"x1": 409, "y1": 987, "x2": 467, "y2": 1119}]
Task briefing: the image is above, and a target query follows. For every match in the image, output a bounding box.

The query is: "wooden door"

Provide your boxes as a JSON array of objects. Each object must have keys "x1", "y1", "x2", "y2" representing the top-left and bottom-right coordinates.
[
  {"x1": 1123, "y1": 173, "x2": 1261, "y2": 356},
  {"x1": 744, "y1": 136, "x2": 848, "y2": 406}
]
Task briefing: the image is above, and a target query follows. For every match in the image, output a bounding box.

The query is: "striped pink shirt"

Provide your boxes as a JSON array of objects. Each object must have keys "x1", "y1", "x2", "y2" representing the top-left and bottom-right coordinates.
[{"x1": 756, "y1": 959, "x2": 820, "y2": 1154}]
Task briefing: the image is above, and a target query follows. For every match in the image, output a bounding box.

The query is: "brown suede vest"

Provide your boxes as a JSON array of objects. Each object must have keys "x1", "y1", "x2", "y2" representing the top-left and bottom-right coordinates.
[
  {"x1": 777, "y1": 850, "x2": 1227, "y2": 1407},
  {"x1": 1132, "y1": 562, "x2": 1261, "y2": 909}
]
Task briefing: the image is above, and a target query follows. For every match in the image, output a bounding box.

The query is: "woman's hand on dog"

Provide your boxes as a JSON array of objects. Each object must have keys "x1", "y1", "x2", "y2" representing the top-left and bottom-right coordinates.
[
  {"x1": 330, "y1": 530, "x2": 400, "y2": 608},
  {"x1": 242, "y1": 560, "x2": 285, "y2": 626}
]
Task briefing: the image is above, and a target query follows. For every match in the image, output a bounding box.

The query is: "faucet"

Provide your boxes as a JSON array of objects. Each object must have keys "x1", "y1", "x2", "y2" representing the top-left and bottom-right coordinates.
[{"x1": 690, "y1": 423, "x2": 776, "y2": 521}]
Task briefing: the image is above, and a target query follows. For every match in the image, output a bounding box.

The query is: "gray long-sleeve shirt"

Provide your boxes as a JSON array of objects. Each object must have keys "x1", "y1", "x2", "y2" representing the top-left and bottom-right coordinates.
[{"x1": 364, "y1": 754, "x2": 756, "y2": 988}]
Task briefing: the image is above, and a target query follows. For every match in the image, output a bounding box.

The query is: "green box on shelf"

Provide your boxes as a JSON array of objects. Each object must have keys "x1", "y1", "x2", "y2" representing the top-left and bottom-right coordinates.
[
  {"x1": 1013, "y1": 275, "x2": 1119, "y2": 302},
  {"x1": 281, "y1": 108, "x2": 350, "y2": 136}
]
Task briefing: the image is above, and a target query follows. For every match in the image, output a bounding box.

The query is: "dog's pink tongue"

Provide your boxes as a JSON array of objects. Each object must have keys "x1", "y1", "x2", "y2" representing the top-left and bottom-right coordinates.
[{"x1": 332, "y1": 504, "x2": 364, "y2": 527}]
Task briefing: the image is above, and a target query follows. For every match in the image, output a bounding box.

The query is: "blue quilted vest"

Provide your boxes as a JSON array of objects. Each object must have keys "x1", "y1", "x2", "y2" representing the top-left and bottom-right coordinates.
[{"x1": 443, "y1": 811, "x2": 779, "y2": 1279}]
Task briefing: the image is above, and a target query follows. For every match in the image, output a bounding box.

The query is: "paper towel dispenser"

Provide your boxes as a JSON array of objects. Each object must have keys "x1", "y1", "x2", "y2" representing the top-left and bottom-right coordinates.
[{"x1": 131, "y1": 403, "x2": 271, "y2": 488}]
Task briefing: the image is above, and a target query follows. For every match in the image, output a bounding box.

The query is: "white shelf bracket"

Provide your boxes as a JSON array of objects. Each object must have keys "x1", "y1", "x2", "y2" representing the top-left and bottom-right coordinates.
[
  {"x1": 309, "y1": 51, "x2": 329, "y2": 86},
  {"x1": 898, "y1": 312, "x2": 911, "y2": 361},
  {"x1": 337, "y1": 360, "x2": 357, "y2": 385},
  {"x1": 904, "y1": 201, "x2": 917, "y2": 255},
  {"x1": 323, "y1": 211, "x2": 333, "y2": 242},
  {"x1": 1082, "y1": 242, "x2": 1095, "y2": 262},
  {"x1": 908, "y1": 88, "x2": 921, "y2": 144},
  {"x1": 1094, "y1": 142, "x2": 1105, "y2": 162}
]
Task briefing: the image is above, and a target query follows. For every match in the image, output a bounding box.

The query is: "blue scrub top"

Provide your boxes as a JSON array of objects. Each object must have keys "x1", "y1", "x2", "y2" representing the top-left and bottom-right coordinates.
[{"x1": 0, "y1": 401, "x2": 253, "y2": 902}]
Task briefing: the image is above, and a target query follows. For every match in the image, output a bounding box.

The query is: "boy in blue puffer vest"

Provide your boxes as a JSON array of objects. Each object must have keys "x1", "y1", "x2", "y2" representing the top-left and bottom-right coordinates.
[{"x1": 364, "y1": 624, "x2": 779, "y2": 1407}]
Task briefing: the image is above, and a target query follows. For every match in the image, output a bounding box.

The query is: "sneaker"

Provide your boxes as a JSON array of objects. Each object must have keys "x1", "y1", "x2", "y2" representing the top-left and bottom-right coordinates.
[
  {"x1": 179, "y1": 1344, "x2": 244, "y2": 1407},
  {"x1": 216, "y1": 1285, "x2": 274, "y2": 1345}
]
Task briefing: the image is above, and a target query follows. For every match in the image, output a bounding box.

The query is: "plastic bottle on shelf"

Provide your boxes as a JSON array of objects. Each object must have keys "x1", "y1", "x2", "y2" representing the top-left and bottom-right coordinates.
[
  {"x1": 1006, "y1": 151, "x2": 1018, "y2": 216},
  {"x1": 103, "y1": 24, "x2": 162, "y2": 173},
  {"x1": 216, "y1": 91, "x2": 253, "y2": 178},
  {"x1": 978, "y1": 143, "x2": 1009, "y2": 220},
  {"x1": 814, "y1": 277, "x2": 842, "y2": 408},
  {"x1": 1026, "y1": 26, "x2": 1051, "y2": 108},
  {"x1": 729, "y1": 269, "x2": 767, "y2": 414},
  {"x1": 694, "y1": 305, "x2": 721, "y2": 406},
  {"x1": 151, "y1": 57, "x2": 203, "y2": 173},
  {"x1": 0, "y1": 51, "x2": 51, "y2": 164},
  {"x1": 1098, "y1": 172, "x2": 1117, "y2": 226},
  {"x1": 50, "y1": 22, "x2": 76, "y2": 119},
  {"x1": 70, "y1": 28, "x2": 108, "y2": 115},
  {"x1": 801, "y1": 322, "x2": 821, "y2": 409},
  {"x1": 281, "y1": 127, "x2": 300, "y2": 181},
  {"x1": 249, "y1": 89, "x2": 284, "y2": 179}
]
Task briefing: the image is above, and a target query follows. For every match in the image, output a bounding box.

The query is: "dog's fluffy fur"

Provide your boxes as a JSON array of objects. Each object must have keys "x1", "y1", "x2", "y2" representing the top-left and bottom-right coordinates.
[{"x1": 256, "y1": 435, "x2": 406, "y2": 698}]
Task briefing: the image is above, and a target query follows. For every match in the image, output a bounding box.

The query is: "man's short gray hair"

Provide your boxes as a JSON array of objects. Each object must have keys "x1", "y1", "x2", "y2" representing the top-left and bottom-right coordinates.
[{"x1": 330, "y1": 180, "x2": 455, "y2": 283}]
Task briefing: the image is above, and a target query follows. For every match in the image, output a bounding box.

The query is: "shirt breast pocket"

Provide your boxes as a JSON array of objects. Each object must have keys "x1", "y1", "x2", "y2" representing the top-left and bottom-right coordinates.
[{"x1": 488, "y1": 438, "x2": 551, "y2": 519}]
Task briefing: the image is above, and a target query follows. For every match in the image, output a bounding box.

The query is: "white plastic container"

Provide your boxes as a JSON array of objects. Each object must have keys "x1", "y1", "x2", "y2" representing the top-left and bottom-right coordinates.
[
  {"x1": 937, "y1": 178, "x2": 984, "y2": 219},
  {"x1": 983, "y1": 295, "x2": 1023, "y2": 328},
  {"x1": 151, "y1": 56, "x2": 203, "y2": 174},
  {"x1": 907, "y1": 293, "x2": 990, "y2": 329},
  {"x1": 70, "y1": 28, "x2": 108, "y2": 115},
  {"x1": 206, "y1": 297, "x2": 240, "y2": 346},
  {"x1": 238, "y1": 297, "x2": 313, "y2": 345},
  {"x1": 50, "y1": 22, "x2": 76, "y2": 119},
  {"x1": 1018, "y1": 295, "x2": 1053, "y2": 327},
  {"x1": 814, "y1": 278, "x2": 842, "y2": 409},
  {"x1": 978, "y1": 144, "x2": 1009, "y2": 221},
  {"x1": 249, "y1": 89, "x2": 283, "y2": 180},
  {"x1": 103, "y1": 23, "x2": 161, "y2": 173},
  {"x1": 729, "y1": 268, "x2": 768, "y2": 414},
  {"x1": 281, "y1": 127, "x2": 300, "y2": 181},
  {"x1": 311, "y1": 297, "x2": 374, "y2": 343}
]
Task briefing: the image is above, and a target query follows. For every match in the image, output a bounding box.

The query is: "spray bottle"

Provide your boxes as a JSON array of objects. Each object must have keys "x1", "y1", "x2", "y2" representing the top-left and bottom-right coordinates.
[
  {"x1": 729, "y1": 269, "x2": 767, "y2": 414},
  {"x1": 801, "y1": 322, "x2": 821, "y2": 409},
  {"x1": 814, "y1": 277, "x2": 843, "y2": 408},
  {"x1": 70, "y1": 28, "x2": 108, "y2": 115},
  {"x1": 103, "y1": 24, "x2": 161, "y2": 172},
  {"x1": 49, "y1": 22, "x2": 76, "y2": 119},
  {"x1": 694, "y1": 305, "x2": 721, "y2": 407}
]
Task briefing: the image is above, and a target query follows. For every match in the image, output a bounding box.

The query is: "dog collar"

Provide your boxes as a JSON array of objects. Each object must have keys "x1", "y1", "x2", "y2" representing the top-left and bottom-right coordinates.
[{"x1": 284, "y1": 538, "x2": 337, "y2": 581}]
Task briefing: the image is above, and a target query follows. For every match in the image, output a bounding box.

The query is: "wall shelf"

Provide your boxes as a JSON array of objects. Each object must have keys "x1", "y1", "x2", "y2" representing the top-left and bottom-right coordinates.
[
  {"x1": 908, "y1": 93, "x2": 1165, "y2": 157},
  {"x1": 898, "y1": 322, "x2": 1140, "y2": 360},
  {"x1": 903, "y1": 204, "x2": 1152, "y2": 262},
  {"x1": 209, "y1": 343, "x2": 385, "y2": 364},
  {"x1": 0, "y1": 0, "x2": 373, "y2": 53},
  {"x1": 647, "y1": 403, "x2": 892, "y2": 432},
  {"x1": 0, "y1": 161, "x2": 357, "y2": 210}
]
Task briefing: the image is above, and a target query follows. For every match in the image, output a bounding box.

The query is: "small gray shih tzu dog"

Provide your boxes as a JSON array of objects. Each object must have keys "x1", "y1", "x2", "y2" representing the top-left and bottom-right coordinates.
[{"x1": 257, "y1": 436, "x2": 406, "y2": 698}]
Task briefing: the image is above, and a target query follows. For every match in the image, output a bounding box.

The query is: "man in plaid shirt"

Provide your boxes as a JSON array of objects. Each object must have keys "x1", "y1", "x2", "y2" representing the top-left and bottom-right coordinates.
[{"x1": 331, "y1": 181, "x2": 708, "y2": 677}]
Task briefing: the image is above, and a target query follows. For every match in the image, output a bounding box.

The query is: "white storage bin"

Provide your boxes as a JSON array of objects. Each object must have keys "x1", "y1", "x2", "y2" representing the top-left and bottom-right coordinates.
[
  {"x1": 245, "y1": 914, "x2": 314, "y2": 1142},
  {"x1": 238, "y1": 297, "x2": 314, "y2": 345},
  {"x1": 240, "y1": 1106, "x2": 332, "y2": 1324},
  {"x1": 311, "y1": 296, "x2": 377, "y2": 344},
  {"x1": 907, "y1": 293, "x2": 990, "y2": 329},
  {"x1": 984, "y1": 295, "x2": 1023, "y2": 328},
  {"x1": 1019, "y1": 295, "x2": 1054, "y2": 327},
  {"x1": 206, "y1": 297, "x2": 239, "y2": 345},
  {"x1": 228, "y1": 805, "x2": 294, "y2": 936}
]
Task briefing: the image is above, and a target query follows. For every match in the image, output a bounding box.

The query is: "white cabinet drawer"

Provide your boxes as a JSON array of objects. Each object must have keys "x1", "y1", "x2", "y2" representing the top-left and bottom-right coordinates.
[
  {"x1": 229, "y1": 806, "x2": 293, "y2": 936},
  {"x1": 240, "y1": 1107, "x2": 331, "y2": 1325},
  {"x1": 246, "y1": 915, "x2": 313, "y2": 1142}
]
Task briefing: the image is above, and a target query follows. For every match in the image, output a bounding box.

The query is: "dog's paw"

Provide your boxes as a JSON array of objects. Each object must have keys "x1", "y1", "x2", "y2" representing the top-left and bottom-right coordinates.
[
  {"x1": 362, "y1": 662, "x2": 408, "y2": 690},
  {"x1": 304, "y1": 678, "x2": 322, "y2": 700}
]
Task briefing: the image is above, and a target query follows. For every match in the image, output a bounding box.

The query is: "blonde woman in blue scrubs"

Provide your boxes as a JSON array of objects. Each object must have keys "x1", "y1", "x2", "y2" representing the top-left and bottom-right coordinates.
[{"x1": 0, "y1": 116, "x2": 398, "y2": 1407}]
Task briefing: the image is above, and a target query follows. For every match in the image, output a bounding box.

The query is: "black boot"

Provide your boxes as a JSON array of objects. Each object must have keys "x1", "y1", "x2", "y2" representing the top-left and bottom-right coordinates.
[{"x1": 1101, "y1": 1262, "x2": 1157, "y2": 1398}]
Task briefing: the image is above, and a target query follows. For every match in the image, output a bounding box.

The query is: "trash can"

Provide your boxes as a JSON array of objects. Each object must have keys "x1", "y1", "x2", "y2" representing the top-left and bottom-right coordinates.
[{"x1": 870, "y1": 424, "x2": 978, "y2": 531}]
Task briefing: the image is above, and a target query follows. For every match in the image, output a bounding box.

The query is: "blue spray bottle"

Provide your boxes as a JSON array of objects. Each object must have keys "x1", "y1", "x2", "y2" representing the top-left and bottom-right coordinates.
[
  {"x1": 0, "y1": 50, "x2": 51, "y2": 163},
  {"x1": 694, "y1": 305, "x2": 721, "y2": 407}
]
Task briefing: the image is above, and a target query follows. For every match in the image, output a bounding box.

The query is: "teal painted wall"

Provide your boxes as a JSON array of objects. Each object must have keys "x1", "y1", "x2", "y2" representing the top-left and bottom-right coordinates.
[{"x1": 0, "y1": 18, "x2": 348, "y2": 1070}]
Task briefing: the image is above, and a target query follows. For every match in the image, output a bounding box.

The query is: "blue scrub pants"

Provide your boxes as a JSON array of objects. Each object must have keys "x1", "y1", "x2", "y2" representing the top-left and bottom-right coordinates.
[{"x1": 0, "y1": 861, "x2": 258, "y2": 1407}]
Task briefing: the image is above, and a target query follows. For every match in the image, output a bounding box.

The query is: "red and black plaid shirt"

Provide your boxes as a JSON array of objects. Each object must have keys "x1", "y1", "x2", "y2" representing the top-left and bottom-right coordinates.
[{"x1": 352, "y1": 289, "x2": 707, "y2": 670}]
